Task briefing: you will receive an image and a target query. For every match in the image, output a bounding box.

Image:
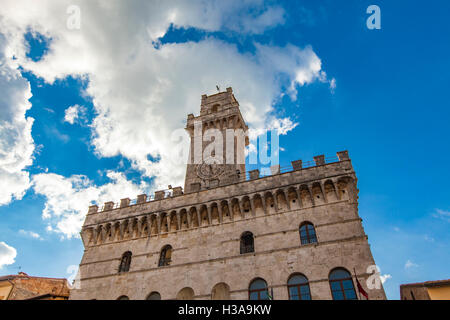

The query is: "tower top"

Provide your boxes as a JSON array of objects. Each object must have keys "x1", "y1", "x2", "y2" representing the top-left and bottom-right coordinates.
[
  {"x1": 184, "y1": 87, "x2": 248, "y2": 193},
  {"x1": 199, "y1": 87, "x2": 239, "y2": 116}
]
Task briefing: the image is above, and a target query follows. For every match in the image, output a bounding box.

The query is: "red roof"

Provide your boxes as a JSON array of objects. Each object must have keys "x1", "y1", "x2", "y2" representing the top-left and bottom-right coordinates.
[
  {"x1": 0, "y1": 272, "x2": 68, "y2": 282},
  {"x1": 400, "y1": 279, "x2": 450, "y2": 288}
]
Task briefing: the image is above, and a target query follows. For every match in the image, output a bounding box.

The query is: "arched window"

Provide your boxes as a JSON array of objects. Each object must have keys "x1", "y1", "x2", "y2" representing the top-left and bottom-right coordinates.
[
  {"x1": 118, "y1": 251, "x2": 132, "y2": 273},
  {"x1": 177, "y1": 287, "x2": 195, "y2": 300},
  {"x1": 146, "y1": 292, "x2": 161, "y2": 300},
  {"x1": 249, "y1": 278, "x2": 269, "y2": 300},
  {"x1": 329, "y1": 268, "x2": 357, "y2": 300},
  {"x1": 299, "y1": 222, "x2": 317, "y2": 245},
  {"x1": 287, "y1": 274, "x2": 311, "y2": 300},
  {"x1": 211, "y1": 282, "x2": 231, "y2": 300},
  {"x1": 240, "y1": 231, "x2": 254, "y2": 254},
  {"x1": 158, "y1": 245, "x2": 172, "y2": 267},
  {"x1": 117, "y1": 295, "x2": 129, "y2": 300}
]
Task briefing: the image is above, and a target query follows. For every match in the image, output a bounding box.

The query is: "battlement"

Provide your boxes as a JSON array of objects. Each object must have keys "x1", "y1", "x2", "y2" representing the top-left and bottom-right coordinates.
[
  {"x1": 80, "y1": 150, "x2": 356, "y2": 248},
  {"x1": 88, "y1": 151, "x2": 350, "y2": 215}
]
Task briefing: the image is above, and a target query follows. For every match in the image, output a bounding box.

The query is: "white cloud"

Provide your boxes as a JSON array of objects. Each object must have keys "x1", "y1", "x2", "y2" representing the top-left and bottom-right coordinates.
[
  {"x1": 380, "y1": 274, "x2": 392, "y2": 284},
  {"x1": 0, "y1": 241, "x2": 17, "y2": 269},
  {"x1": 31, "y1": 171, "x2": 147, "y2": 238},
  {"x1": 64, "y1": 104, "x2": 87, "y2": 125},
  {"x1": 404, "y1": 260, "x2": 418, "y2": 269},
  {"x1": 433, "y1": 209, "x2": 450, "y2": 222},
  {"x1": 267, "y1": 117, "x2": 299, "y2": 135},
  {"x1": 0, "y1": 33, "x2": 35, "y2": 206},
  {"x1": 329, "y1": 77, "x2": 336, "y2": 93},
  {"x1": 18, "y1": 229, "x2": 43, "y2": 240},
  {"x1": 0, "y1": 1, "x2": 333, "y2": 237}
]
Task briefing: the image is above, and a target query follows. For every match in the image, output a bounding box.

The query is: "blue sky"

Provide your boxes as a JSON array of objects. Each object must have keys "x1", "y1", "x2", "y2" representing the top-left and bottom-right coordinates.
[{"x1": 0, "y1": 1, "x2": 449, "y2": 300}]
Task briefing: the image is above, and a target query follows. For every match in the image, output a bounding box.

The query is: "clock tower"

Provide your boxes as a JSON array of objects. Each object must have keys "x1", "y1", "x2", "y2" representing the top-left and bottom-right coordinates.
[{"x1": 184, "y1": 87, "x2": 249, "y2": 193}]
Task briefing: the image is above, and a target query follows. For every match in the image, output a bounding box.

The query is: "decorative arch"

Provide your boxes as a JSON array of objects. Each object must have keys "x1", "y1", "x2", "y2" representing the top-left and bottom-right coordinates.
[
  {"x1": 160, "y1": 213, "x2": 169, "y2": 233},
  {"x1": 139, "y1": 216, "x2": 148, "y2": 237},
  {"x1": 179, "y1": 209, "x2": 189, "y2": 229},
  {"x1": 299, "y1": 185, "x2": 313, "y2": 207},
  {"x1": 95, "y1": 225, "x2": 103, "y2": 244},
  {"x1": 211, "y1": 202, "x2": 221, "y2": 224},
  {"x1": 122, "y1": 220, "x2": 130, "y2": 239},
  {"x1": 324, "y1": 180, "x2": 338, "y2": 202},
  {"x1": 131, "y1": 218, "x2": 139, "y2": 238},
  {"x1": 311, "y1": 182, "x2": 324, "y2": 205},
  {"x1": 242, "y1": 196, "x2": 252, "y2": 216},
  {"x1": 211, "y1": 282, "x2": 231, "y2": 300},
  {"x1": 337, "y1": 177, "x2": 353, "y2": 201},
  {"x1": 146, "y1": 292, "x2": 161, "y2": 300},
  {"x1": 200, "y1": 205, "x2": 209, "y2": 226},
  {"x1": 276, "y1": 189, "x2": 288, "y2": 211},
  {"x1": 177, "y1": 287, "x2": 195, "y2": 300},
  {"x1": 264, "y1": 191, "x2": 276, "y2": 214},
  {"x1": 189, "y1": 207, "x2": 199, "y2": 228},
  {"x1": 149, "y1": 214, "x2": 158, "y2": 234},
  {"x1": 169, "y1": 211, "x2": 178, "y2": 232},
  {"x1": 287, "y1": 187, "x2": 300, "y2": 209},
  {"x1": 231, "y1": 198, "x2": 242, "y2": 220},
  {"x1": 252, "y1": 194, "x2": 265, "y2": 216}
]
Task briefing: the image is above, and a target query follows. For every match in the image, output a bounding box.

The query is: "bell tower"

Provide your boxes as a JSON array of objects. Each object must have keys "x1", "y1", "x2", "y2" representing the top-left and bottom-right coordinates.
[{"x1": 184, "y1": 87, "x2": 249, "y2": 193}]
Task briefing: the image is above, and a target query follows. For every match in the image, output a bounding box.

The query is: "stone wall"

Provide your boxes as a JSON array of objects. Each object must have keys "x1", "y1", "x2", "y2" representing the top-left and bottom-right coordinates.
[{"x1": 70, "y1": 154, "x2": 386, "y2": 300}]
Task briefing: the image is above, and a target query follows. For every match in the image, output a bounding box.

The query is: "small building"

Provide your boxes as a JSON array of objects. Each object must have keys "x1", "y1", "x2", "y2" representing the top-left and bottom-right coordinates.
[
  {"x1": 400, "y1": 279, "x2": 450, "y2": 300},
  {"x1": 0, "y1": 272, "x2": 70, "y2": 300}
]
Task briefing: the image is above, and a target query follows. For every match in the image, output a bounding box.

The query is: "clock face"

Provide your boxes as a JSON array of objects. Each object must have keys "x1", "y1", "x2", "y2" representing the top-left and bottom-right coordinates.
[{"x1": 196, "y1": 162, "x2": 225, "y2": 180}]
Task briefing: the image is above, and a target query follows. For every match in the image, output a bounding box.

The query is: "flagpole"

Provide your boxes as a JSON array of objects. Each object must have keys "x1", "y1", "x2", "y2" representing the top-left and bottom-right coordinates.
[{"x1": 353, "y1": 268, "x2": 362, "y2": 300}]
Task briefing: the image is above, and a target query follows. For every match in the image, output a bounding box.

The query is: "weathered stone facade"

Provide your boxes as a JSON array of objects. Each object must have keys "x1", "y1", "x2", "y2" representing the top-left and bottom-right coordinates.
[{"x1": 69, "y1": 88, "x2": 386, "y2": 300}]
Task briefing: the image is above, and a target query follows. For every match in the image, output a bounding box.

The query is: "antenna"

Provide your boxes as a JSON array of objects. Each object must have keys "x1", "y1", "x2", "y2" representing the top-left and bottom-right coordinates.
[{"x1": 216, "y1": 85, "x2": 220, "y2": 92}]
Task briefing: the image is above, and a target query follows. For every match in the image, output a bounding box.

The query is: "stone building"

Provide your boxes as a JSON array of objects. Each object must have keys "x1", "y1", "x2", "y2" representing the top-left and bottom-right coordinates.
[
  {"x1": 0, "y1": 272, "x2": 70, "y2": 300},
  {"x1": 400, "y1": 279, "x2": 450, "y2": 300},
  {"x1": 69, "y1": 88, "x2": 386, "y2": 300}
]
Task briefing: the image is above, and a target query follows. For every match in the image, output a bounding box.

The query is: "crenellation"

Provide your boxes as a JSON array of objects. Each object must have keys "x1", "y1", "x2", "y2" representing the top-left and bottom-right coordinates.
[
  {"x1": 88, "y1": 205, "x2": 99, "y2": 214},
  {"x1": 103, "y1": 201, "x2": 115, "y2": 211},
  {"x1": 70, "y1": 89, "x2": 385, "y2": 301},
  {"x1": 120, "y1": 198, "x2": 130, "y2": 208},
  {"x1": 313, "y1": 155, "x2": 325, "y2": 166},
  {"x1": 154, "y1": 191, "x2": 165, "y2": 201}
]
